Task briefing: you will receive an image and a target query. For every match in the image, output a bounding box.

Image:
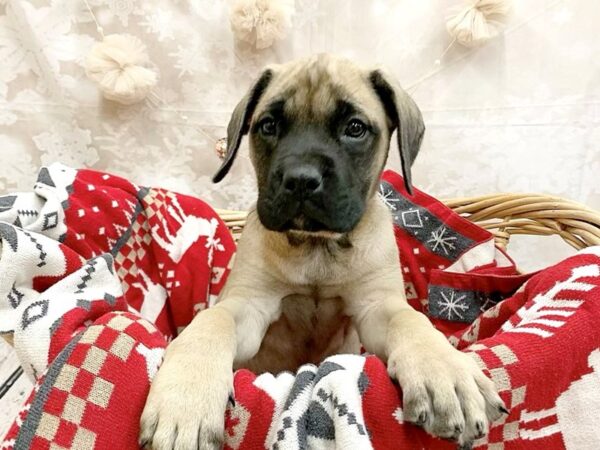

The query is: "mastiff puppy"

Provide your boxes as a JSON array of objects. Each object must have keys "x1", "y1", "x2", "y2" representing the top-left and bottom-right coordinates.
[{"x1": 140, "y1": 54, "x2": 507, "y2": 449}]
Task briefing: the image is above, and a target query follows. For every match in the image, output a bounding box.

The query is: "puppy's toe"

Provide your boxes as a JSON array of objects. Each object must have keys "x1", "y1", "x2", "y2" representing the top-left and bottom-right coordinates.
[
  {"x1": 428, "y1": 381, "x2": 465, "y2": 440},
  {"x1": 474, "y1": 371, "x2": 509, "y2": 423},
  {"x1": 174, "y1": 425, "x2": 199, "y2": 450},
  {"x1": 403, "y1": 382, "x2": 432, "y2": 427},
  {"x1": 151, "y1": 420, "x2": 179, "y2": 450},
  {"x1": 139, "y1": 402, "x2": 159, "y2": 448},
  {"x1": 456, "y1": 378, "x2": 489, "y2": 444},
  {"x1": 198, "y1": 424, "x2": 225, "y2": 450}
]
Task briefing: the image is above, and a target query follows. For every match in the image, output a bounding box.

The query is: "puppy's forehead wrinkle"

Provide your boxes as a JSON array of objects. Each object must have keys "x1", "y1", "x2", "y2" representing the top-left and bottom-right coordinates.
[{"x1": 259, "y1": 56, "x2": 381, "y2": 123}]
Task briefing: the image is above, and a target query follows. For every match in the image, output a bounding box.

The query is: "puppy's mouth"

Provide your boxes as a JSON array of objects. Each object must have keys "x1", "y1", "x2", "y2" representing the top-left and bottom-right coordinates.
[
  {"x1": 287, "y1": 228, "x2": 345, "y2": 240},
  {"x1": 279, "y1": 212, "x2": 332, "y2": 234},
  {"x1": 279, "y1": 214, "x2": 341, "y2": 238},
  {"x1": 291, "y1": 214, "x2": 325, "y2": 231},
  {"x1": 257, "y1": 197, "x2": 363, "y2": 236}
]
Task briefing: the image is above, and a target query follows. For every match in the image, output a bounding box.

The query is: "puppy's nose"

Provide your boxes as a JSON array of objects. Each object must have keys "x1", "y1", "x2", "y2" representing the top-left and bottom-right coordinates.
[{"x1": 282, "y1": 165, "x2": 323, "y2": 196}]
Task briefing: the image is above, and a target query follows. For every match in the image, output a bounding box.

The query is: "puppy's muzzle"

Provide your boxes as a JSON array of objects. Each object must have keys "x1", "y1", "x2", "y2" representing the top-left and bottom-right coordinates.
[
  {"x1": 258, "y1": 147, "x2": 365, "y2": 235},
  {"x1": 258, "y1": 158, "x2": 331, "y2": 233}
]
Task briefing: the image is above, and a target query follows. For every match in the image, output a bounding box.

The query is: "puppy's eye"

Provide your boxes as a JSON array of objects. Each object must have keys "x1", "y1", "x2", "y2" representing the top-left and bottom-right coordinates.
[
  {"x1": 259, "y1": 118, "x2": 277, "y2": 136},
  {"x1": 344, "y1": 119, "x2": 367, "y2": 138}
]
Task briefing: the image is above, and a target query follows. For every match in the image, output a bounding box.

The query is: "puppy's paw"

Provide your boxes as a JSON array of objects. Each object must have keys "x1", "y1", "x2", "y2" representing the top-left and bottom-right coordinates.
[
  {"x1": 139, "y1": 343, "x2": 232, "y2": 450},
  {"x1": 389, "y1": 346, "x2": 507, "y2": 446}
]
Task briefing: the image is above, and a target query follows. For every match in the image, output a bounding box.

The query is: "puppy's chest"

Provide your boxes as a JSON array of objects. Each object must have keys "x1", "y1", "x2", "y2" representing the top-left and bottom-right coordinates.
[{"x1": 243, "y1": 293, "x2": 359, "y2": 373}]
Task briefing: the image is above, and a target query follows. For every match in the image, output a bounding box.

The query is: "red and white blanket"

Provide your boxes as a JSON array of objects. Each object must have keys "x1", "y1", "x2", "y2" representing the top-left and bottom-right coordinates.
[{"x1": 1, "y1": 164, "x2": 599, "y2": 450}]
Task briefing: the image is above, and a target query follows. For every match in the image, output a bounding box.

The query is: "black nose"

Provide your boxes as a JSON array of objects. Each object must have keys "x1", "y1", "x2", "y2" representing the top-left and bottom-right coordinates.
[{"x1": 282, "y1": 165, "x2": 323, "y2": 196}]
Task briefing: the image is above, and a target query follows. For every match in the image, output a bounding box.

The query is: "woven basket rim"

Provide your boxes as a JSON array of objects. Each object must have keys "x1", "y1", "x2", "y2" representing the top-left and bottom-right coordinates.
[{"x1": 216, "y1": 193, "x2": 600, "y2": 250}]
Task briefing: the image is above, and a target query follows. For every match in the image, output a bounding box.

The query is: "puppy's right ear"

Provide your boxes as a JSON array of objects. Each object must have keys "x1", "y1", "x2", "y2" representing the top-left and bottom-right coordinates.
[{"x1": 212, "y1": 70, "x2": 274, "y2": 183}]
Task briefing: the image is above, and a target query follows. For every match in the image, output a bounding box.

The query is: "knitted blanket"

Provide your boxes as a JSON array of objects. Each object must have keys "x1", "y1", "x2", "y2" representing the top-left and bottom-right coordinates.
[{"x1": 1, "y1": 164, "x2": 599, "y2": 450}]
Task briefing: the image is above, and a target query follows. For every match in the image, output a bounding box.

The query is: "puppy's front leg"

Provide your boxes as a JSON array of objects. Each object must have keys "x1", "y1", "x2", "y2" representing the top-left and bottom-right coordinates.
[
  {"x1": 140, "y1": 306, "x2": 236, "y2": 450},
  {"x1": 345, "y1": 274, "x2": 507, "y2": 446},
  {"x1": 140, "y1": 280, "x2": 283, "y2": 450}
]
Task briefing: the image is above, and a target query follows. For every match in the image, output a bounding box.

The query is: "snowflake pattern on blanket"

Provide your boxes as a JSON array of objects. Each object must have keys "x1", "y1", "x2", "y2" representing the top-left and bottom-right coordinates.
[{"x1": 1, "y1": 164, "x2": 599, "y2": 450}]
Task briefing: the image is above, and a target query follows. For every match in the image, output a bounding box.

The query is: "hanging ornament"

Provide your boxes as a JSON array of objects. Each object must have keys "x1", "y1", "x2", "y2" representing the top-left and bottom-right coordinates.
[
  {"x1": 229, "y1": 0, "x2": 295, "y2": 50},
  {"x1": 446, "y1": 0, "x2": 513, "y2": 48},
  {"x1": 215, "y1": 137, "x2": 228, "y2": 159},
  {"x1": 85, "y1": 34, "x2": 158, "y2": 105}
]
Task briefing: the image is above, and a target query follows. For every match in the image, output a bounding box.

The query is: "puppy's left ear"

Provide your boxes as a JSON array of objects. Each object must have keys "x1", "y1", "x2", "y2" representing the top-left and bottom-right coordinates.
[
  {"x1": 213, "y1": 69, "x2": 274, "y2": 183},
  {"x1": 369, "y1": 70, "x2": 425, "y2": 194}
]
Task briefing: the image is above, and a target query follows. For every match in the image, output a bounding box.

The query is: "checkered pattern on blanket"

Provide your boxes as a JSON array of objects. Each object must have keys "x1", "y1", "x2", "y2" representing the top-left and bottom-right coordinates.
[{"x1": 1, "y1": 164, "x2": 599, "y2": 449}]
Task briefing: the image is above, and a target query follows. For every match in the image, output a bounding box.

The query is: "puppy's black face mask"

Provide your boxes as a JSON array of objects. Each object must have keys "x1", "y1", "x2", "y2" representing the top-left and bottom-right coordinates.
[
  {"x1": 212, "y1": 60, "x2": 425, "y2": 236},
  {"x1": 251, "y1": 99, "x2": 379, "y2": 234}
]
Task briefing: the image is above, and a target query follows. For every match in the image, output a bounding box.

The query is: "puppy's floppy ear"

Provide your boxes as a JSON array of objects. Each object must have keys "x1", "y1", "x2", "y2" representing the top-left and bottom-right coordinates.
[
  {"x1": 212, "y1": 69, "x2": 274, "y2": 183},
  {"x1": 369, "y1": 70, "x2": 425, "y2": 194}
]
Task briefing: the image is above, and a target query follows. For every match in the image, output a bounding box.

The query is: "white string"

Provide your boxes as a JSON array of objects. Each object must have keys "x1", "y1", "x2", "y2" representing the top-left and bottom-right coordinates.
[
  {"x1": 82, "y1": 0, "x2": 104, "y2": 39},
  {"x1": 434, "y1": 37, "x2": 457, "y2": 66}
]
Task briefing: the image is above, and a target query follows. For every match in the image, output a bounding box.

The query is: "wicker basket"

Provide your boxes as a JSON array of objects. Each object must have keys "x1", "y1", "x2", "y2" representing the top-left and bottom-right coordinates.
[{"x1": 216, "y1": 193, "x2": 600, "y2": 250}]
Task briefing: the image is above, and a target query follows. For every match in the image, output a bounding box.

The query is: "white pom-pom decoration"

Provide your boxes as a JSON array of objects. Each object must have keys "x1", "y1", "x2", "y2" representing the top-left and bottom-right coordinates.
[
  {"x1": 230, "y1": 0, "x2": 294, "y2": 50},
  {"x1": 446, "y1": 0, "x2": 512, "y2": 48},
  {"x1": 85, "y1": 34, "x2": 158, "y2": 105}
]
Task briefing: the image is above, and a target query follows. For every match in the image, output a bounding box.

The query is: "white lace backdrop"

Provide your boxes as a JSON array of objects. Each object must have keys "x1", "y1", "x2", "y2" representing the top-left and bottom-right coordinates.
[{"x1": 0, "y1": 0, "x2": 599, "y2": 434}]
